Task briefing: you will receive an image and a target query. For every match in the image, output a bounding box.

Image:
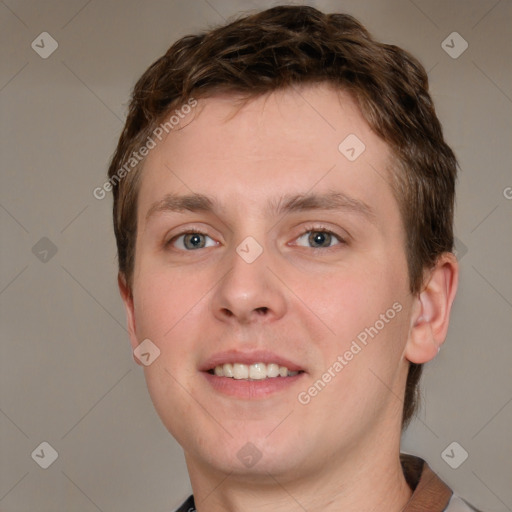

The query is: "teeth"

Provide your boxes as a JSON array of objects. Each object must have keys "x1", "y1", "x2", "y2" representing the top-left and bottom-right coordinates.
[
  {"x1": 223, "y1": 363, "x2": 234, "y2": 378},
  {"x1": 211, "y1": 362, "x2": 300, "y2": 379},
  {"x1": 249, "y1": 363, "x2": 266, "y2": 380},
  {"x1": 233, "y1": 363, "x2": 249, "y2": 379},
  {"x1": 266, "y1": 363, "x2": 280, "y2": 378}
]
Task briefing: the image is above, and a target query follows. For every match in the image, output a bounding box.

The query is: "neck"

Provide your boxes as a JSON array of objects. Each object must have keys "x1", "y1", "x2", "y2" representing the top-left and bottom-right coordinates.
[{"x1": 185, "y1": 435, "x2": 412, "y2": 512}]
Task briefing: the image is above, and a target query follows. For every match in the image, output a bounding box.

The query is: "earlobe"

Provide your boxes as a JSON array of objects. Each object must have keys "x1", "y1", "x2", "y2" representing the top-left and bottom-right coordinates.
[
  {"x1": 118, "y1": 273, "x2": 142, "y2": 365},
  {"x1": 404, "y1": 253, "x2": 459, "y2": 364}
]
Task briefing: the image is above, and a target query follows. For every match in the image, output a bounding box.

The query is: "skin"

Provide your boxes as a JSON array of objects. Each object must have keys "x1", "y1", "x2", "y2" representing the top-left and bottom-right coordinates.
[{"x1": 119, "y1": 84, "x2": 458, "y2": 512}]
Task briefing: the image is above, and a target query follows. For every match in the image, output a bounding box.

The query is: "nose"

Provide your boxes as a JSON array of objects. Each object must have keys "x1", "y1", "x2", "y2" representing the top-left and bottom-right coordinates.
[{"x1": 210, "y1": 241, "x2": 287, "y2": 325}]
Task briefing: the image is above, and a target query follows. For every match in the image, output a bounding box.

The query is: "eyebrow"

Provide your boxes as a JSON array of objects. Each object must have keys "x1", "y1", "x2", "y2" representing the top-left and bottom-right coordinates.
[{"x1": 145, "y1": 191, "x2": 376, "y2": 223}]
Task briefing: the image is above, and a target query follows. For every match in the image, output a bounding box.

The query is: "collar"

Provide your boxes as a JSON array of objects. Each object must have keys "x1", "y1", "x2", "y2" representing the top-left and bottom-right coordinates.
[
  {"x1": 400, "y1": 453, "x2": 453, "y2": 511},
  {"x1": 174, "y1": 454, "x2": 453, "y2": 512}
]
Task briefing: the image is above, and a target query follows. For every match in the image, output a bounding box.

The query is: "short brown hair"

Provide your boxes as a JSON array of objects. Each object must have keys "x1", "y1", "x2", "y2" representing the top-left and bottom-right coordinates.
[{"x1": 108, "y1": 5, "x2": 457, "y2": 430}]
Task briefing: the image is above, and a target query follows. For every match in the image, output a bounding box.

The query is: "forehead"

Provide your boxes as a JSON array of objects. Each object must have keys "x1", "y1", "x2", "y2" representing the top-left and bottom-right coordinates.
[{"x1": 137, "y1": 84, "x2": 396, "y2": 222}]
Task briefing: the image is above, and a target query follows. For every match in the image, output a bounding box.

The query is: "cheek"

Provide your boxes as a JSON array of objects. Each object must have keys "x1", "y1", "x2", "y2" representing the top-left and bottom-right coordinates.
[
  {"x1": 132, "y1": 267, "x2": 209, "y2": 440},
  {"x1": 133, "y1": 262, "x2": 209, "y2": 341},
  {"x1": 291, "y1": 257, "x2": 407, "y2": 344}
]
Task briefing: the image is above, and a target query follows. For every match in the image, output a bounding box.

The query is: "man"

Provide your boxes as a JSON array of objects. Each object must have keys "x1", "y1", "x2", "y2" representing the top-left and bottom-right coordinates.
[{"x1": 108, "y1": 5, "x2": 480, "y2": 511}]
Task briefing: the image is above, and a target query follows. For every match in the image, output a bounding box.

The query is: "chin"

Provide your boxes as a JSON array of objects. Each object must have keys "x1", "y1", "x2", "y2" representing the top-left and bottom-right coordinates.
[{"x1": 187, "y1": 431, "x2": 313, "y2": 480}]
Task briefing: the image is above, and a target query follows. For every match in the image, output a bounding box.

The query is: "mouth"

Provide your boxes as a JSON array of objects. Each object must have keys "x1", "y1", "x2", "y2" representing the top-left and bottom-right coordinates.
[
  {"x1": 206, "y1": 362, "x2": 306, "y2": 380},
  {"x1": 200, "y1": 350, "x2": 307, "y2": 398}
]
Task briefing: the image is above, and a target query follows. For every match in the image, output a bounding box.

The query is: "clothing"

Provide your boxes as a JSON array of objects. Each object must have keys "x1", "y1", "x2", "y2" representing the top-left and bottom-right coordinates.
[
  {"x1": 399, "y1": 454, "x2": 481, "y2": 511},
  {"x1": 172, "y1": 454, "x2": 481, "y2": 512}
]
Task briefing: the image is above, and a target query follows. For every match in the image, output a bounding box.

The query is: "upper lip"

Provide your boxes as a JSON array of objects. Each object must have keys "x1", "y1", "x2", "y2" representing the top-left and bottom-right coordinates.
[{"x1": 200, "y1": 349, "x2": 306, "y2": 373}]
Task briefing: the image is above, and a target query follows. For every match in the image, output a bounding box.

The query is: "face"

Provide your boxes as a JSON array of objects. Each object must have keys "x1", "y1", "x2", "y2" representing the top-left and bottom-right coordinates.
[{"x1": 123, "y1": 84, "x2": 417, "y2": 480}]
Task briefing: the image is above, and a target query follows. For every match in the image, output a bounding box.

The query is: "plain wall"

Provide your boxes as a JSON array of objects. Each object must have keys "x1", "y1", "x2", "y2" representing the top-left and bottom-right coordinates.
[{"x1": 1, "y1": 0, "x2": 511, "y2": 510}]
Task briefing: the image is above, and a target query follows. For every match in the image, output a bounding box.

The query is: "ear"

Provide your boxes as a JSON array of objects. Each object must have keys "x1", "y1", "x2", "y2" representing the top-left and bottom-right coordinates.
[
  {"x1": 118, "y1": 273, "x2": 143, "y2": 366},
  {"x1": 404, "y1": 253, "x2": 459, "y2": 364}
]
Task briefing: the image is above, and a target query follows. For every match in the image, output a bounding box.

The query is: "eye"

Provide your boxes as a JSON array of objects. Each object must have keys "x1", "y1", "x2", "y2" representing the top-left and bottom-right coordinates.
[
  {"x1": 168, "y1": 231, "x2": 217, "y2": 251},
  {"x1": 295, "y1": 228, "x2": 345, "y2": 249}
]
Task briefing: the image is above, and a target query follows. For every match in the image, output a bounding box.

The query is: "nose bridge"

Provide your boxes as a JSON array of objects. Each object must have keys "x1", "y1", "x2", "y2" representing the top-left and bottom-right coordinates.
[{"x1": 210, "y1": 233, "x2": 287, "y2": 323}]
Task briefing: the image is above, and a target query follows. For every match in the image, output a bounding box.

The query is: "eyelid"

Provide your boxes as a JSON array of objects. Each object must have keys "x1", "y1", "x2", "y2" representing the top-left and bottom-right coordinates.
[
  {"x1": 291, "y1": 224, "x2": 349, "y2": 246},
  {"x1": 163, "y1": 223, "x2": 349, "y2": 251},
  {"x1": 164, "y1": 225, "x2": 220, "y2": 249}
]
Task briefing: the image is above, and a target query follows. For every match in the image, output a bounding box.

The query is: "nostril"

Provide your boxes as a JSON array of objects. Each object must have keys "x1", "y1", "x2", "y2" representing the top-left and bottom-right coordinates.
[{"x1": 256, "y1": 307, "x2": 269, "y2": 314}]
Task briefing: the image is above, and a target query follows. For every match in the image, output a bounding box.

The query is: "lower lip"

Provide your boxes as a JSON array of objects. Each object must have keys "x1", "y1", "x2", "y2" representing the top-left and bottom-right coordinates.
[{"x1": 202, "y1": 371, "x2": 306, "y2": 399}]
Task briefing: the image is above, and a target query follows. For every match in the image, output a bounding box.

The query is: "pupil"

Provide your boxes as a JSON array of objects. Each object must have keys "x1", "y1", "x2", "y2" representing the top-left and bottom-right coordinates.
[
  {"x1": 310, "y1": 231, "x2": 330, "y2": 247},
  {"x1": 186, "y1": 234, "x2": 204, "y2": 249}
]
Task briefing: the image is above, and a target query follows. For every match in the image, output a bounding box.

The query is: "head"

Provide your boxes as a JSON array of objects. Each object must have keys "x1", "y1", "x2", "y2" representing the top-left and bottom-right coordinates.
[{"x1": 108, "y1": 5, "x2": 457, "y2": 477}]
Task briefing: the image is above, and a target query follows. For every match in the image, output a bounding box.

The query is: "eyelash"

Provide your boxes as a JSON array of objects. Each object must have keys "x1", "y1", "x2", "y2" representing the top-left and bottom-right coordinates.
[
  {"x1": 165, "y1": 225, "x2": 347, "y2": 252},
  {"x1": 295, "y1": 225, "x2": 347, "y2": 251}
]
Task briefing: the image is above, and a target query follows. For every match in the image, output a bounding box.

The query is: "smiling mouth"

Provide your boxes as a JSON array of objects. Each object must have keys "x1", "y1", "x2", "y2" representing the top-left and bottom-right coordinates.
[{"x1": 207, "y1": 362, "x2": 305, "y2": 380}]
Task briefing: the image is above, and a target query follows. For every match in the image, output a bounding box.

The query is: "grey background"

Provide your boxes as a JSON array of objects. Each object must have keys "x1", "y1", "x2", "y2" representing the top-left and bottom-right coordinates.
[{"x1": 1, "y1": 0, "x2": 511, "y2": 511}]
